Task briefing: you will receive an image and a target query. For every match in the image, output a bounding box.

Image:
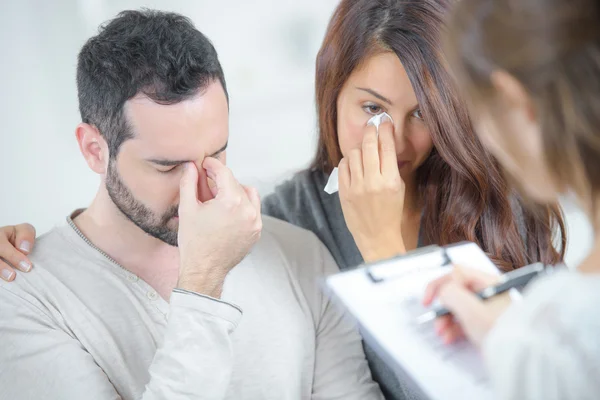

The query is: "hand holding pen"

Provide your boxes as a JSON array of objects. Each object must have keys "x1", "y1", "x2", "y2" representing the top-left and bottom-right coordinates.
[{"x1": 420, "y1": 263, "x2": 559, "y2": 347}]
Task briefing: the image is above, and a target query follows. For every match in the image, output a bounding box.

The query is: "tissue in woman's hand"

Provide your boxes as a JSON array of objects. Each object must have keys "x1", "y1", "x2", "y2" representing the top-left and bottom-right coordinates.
[
  {"x1": 323, "y1": 113, "x2": 393, "y2": 194},
  {"x1": 367, "y1": 112, "x2": 393, "y2": 135},
  {"x1": 324, "y1": 167, "x2": 339, "y2": 194}
]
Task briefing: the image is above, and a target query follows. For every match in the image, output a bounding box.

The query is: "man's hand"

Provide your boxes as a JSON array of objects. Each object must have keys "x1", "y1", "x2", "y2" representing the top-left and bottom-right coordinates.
[
  {"x1": 423, "y1": 266, "x2": 511, "y2": 347},
  {"x1": 176, "y1": 158, "x2": 262, "y2": 298},
  {"x1": 0, "y1": 224, "x2": 36, "y2": 281}
]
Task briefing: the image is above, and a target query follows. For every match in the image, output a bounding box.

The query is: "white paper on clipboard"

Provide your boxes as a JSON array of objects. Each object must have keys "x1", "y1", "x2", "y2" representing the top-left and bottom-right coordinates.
[{"x1": 325, "y1": 242, "x2": 520, "y2": 400}]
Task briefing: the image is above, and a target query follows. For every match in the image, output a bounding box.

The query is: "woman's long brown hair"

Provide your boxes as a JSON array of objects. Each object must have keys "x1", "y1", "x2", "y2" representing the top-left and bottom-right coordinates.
[{"x1": 311, "y1": 0, "x2": 566, "y2": 270}]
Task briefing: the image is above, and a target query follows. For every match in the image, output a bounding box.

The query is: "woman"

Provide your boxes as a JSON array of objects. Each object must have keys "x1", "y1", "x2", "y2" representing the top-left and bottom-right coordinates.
[
  {"x1": 0, "y1": 0, "x2": 567, "y2": 399},
  {"x1": 262, "y1": 0, "x2": 564, "y2": 271},
  {"x1": 423, "y1": 0, "x2": 600, "y2": 398},
  {"x1": 263, "y1": 1, "x2": 563, "y2": 397}
]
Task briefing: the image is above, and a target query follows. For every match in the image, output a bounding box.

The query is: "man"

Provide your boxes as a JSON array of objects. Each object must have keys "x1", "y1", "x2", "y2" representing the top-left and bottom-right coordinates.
[{"x1": 0, "y1": 10, "x2": 382, "y2": 400}]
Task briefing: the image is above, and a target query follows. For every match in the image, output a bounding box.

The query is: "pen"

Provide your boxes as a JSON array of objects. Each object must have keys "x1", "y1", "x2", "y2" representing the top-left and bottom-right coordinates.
[{"x1": 416, "y1": 263, "x2": 556, "y2": 324}]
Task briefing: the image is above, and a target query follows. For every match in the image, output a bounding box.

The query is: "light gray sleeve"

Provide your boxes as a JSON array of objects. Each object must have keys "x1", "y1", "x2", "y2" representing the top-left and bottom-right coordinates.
[
  {"x1": 0, "y1": 287, "x2": 242, "y2": 400},
  {"x1": 482, "y1": 273, "x2": 600, "y2": 400},
  {"x1": 310, "y1": 239, "x2": 384, "y2": 400}
]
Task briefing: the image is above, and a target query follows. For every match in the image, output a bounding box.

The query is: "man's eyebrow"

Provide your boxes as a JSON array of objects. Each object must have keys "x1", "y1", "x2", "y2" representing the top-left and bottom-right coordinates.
[
  {"x1": 146, "y1": 142, "x2": 228, "y2": 166},
  {"x1": 356, "y1": 87, "x2": 393, "y2": 105}
]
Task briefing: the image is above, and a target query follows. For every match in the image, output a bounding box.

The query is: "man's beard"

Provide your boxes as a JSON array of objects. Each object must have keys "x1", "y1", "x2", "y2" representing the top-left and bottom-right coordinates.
[{"x1": 106, "y1": 161, "x2": 179, "y2": 246}]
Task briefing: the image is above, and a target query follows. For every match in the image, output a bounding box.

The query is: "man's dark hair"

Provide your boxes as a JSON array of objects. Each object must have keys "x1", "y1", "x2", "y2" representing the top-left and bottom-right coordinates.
[{"x1": 76, "y1": 9, "x2": 228, "y2": 158}]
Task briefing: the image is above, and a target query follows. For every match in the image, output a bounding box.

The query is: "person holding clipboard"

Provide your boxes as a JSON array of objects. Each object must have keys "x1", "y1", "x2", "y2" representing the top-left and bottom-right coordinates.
[{"x1": 422, "y1": 0, "x2": 600, "y2": 398}]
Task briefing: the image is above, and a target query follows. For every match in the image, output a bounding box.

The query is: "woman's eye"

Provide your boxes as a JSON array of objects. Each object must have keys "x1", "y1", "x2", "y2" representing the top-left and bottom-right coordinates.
[
  {"x1": 412, "y1": 109, "x2": 424, "y2": 120},
  {"x1": 363, "y1": 104, "x2": 383, "y2": 115}
]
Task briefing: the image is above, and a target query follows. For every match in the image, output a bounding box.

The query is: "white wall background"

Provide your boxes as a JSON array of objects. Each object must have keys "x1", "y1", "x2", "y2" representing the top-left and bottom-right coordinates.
[{"x1": 0, "y1": 0, "x2": 593, "y2": 266}]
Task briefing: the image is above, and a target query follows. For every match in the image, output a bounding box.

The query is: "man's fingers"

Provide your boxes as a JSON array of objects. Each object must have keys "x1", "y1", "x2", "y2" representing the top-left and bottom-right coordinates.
[
  {"x1": 197, "y1": 167, "x2": 214, "y2": 203},
  {"x1": 179, "y1": 162, "x2": 200, "y2": 212},
  {"x1": 202, "y1": 157, "x2": 240, "y2": 199},
  {"x1": 242, "y1": 185, "x2": 261, "y2": 215},
  {"x1": 13, "y1": 223, "x2": 36, "y2": 254},
  {"x1": 207, "y1": 176, "x2": 218, "y2": 197}
]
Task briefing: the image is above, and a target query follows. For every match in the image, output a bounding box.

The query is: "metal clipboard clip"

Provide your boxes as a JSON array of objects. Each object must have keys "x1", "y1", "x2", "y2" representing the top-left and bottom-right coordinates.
[{"x1": 366, "y1": 245, "x2": 453, "y2": 283}]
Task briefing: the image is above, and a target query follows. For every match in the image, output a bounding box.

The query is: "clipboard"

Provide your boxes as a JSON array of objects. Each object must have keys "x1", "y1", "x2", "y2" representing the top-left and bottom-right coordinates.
[{"x1": 325, "y1": 242, "x2": 518, "y2": 400}]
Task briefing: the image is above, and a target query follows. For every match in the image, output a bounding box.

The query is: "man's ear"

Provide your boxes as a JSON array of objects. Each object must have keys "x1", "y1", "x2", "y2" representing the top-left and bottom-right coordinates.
[{"x1": 75, "y1": 123, "x2": 109, "y2": 174}]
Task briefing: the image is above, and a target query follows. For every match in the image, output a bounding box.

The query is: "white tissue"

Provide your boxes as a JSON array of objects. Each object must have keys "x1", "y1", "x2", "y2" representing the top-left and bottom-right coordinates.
[
  {"x1": 367, "y1": 111, "x2": 393, "y2": 135},
  {"x1": 324, "y1": 167, "x2": 339, "y2": 194},
  {"x1": 323, "y1": 112, "x2": 394, "y2": 195}
]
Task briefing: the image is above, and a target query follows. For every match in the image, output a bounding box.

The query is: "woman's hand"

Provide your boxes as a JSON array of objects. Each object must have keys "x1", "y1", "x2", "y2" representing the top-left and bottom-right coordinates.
[
  {"x1": 423, "y1": 266, "x2": 512, "y2": 347},
  {"x1": 0, "y1": 224, "x2": 36, "y2": 281},
  {"x1": 338, "y1": 119, "x2": 406, "y2": 263}
]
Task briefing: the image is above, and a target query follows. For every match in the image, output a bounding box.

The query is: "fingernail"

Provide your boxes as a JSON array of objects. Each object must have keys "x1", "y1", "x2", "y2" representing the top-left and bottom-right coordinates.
[
  {"x1": 19, "y1": 261, "x2": 32, "y2": 272},
  {"x1": 1, "y1": 269, "x2": 15, "y2": 281},
  {"x1": 19, "y1": 241, "x2": 31, "y2": 253}
]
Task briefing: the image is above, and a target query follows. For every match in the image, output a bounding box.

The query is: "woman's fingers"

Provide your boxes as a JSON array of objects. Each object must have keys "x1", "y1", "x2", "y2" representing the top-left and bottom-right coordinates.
[
  {"x1": 338, "y1": 158, "x2": 351, "y2": 196},
  {"x1": 378, "y1": 121, "x2": 399, "y2": 178},
  {"x1": 362, "y1": 125, "x2": 381, "y2": 181},
  {"x1": 348, "y1": 148, "x2": 364, "y2": 188}
]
